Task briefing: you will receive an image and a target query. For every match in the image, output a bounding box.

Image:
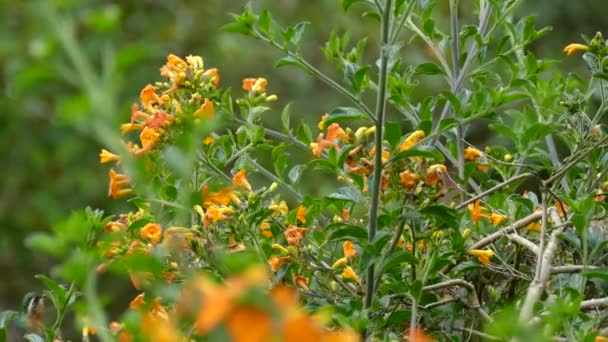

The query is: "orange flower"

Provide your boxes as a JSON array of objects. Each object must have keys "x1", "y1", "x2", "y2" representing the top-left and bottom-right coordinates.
[
  {"x1": 343, "y1": 241, "x2": 357, "y2": 259},
  {"x1": 468, "y1": 200, "x2": 484, "y2": 223},
  {"x1": 399, "y1": 170, "x2": 421, "y2": 189},
  {"x1": 341, "y1": 266, "x2": 361, "y2": 284},
  {"x1": 242, "y1": 77, "x2": 268, "y2": 93},
  {"x1": 326, "y1": 123, "x2": 350, "y2": 142},
  {"x1": 143, "y1": 110, "x2": 174, "y2": 130},
  {"x1": 369, "y1": 145, "x2": 390, "y2": 163},
  {"x1": 269, "y1": 255, "x2": 291, "y2": 272},
  {"x1": 464, "y1": 147, "x2": 482, "y2": 161},
  {"x1": 140, "y1": 84, "x2": 163, "y2": 110},
  {"x1": 284, "y1": 226, "x2": 308, "y2": 246},
  {"x1": 225, "y1": 306, "x2": 273, "y2": 342},
  {"x1": 139, "y1": 127, "x2": 160, "y2": 152},
  {"x1": 425, "y1": 164, "x2": 446, "y2": 186},
  {"x1": 260, "y1": 220, "x2": 273, "y2": 237},
  {"x1": 99, "y1": 149, "x2": 121, "y2": 164},
  {"x1": 203, "y1": 136, "x2": 215, "y2": 145},
  {"x1": 203, "y1": 205, "x2": 235, "y2": 225},
  {"x1": 186, "y1": 54, "x2": 204, "y2": 69},
  {"x1": 294, "y1": 275, "x2": 310, "y2": 291},
  {"x1": 399, "y1": 130, "x2": 425, "y2": 152},
  {"x1": 140, "y1": 223, "x2": 162, "y2": 244},
  {"x1": 129, "y1": 293, "x2": 145, "y2": 309},
  {"x1": 201, "y1": 68, "x2": 220, "y2": 88},
  {"x1": 563, "y1": 43, "x2": 590, "y2": 56},
  {"x1": 202, "y1": 185, "x2": 241, "y2": 207},
  {"x1": 193, "y1": 98, "x2": 215, "y2": 119},
  {"x1": 232, "y1": 169, "x2": 252, "y2": 192},
  {"x1": 468, "y1": 249, "x2": 494, "y2": 266},
  {"x1": 108, "y1": 168, "x2": 132, "y2": 199},
  {"x1": 296, "y1": 205, "x2": 307, "y2": 224}
]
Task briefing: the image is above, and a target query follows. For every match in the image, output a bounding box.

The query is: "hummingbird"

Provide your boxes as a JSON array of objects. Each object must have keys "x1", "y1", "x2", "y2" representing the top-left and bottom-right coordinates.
[{"x1": 23, "y1": 293, "x2": 46, "y2": 333}]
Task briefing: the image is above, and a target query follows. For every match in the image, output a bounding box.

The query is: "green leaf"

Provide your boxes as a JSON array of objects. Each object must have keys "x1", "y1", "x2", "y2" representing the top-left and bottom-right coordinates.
[
  {"x1": 326, "y1": 186, "x2": 364, "y2": 204},
  {"x1": 0, "y1": 310, "x2": 19, "y2": 329},
  {"x1": 414, "y1": 62, "x2": 445, "y2": 76},
  {"x1": 324, "y1": 223, "x2": 368, "y2": 242},
  {"x1": 420, "y1": 205, "x2": 458, "y2": 228},
  {"x1": 275, "y1": 55, "x2": 305, "y2": 69},
  {"x1": 385, "y1": 121, "x2": 402, "y2": 149},
  {"x1": 281, "y1": 102, "x2": 292, "y2": 133},
  {"x1": 257, "y1": 10, "x2": 272, "y2": 34},
  {"x1": 296, "y1": 121, "x2": 313, "y2": 144},
  {"x1": 326, "y1": 107, "x2": 370, "y2": 126},
  {"x1": 382, "y1": 250, "x2": 417, "y2": 273},
  {"x1": 392, "y1": 146, "x2": 444, "y2": 162},
  {"x1": 288, "y1": 165, "x2": 306, "y2": 184},
  {"x1": 35, "y1": 275, "x2": 67, "y2": 307},
  {"x1": 24, "y1": 334, "x2": 45, "y2": 342}
]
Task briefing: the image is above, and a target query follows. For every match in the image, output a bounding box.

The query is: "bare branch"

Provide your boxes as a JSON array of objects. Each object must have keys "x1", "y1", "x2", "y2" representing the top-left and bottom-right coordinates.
[
  {"x1": 469, "y1": 211, "x2": 542, "y2": 250},
  {"x1": 580, "y1": 297, "x2": 608, "y2": 311}
]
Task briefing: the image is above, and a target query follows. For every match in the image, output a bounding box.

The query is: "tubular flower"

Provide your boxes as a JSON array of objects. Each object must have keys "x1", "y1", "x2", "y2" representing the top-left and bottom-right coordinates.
[
  {"x1": 160, "y1": 54, "x2": 188, "y2": 87},
  {"x1": 269, "y1": 255, "x2": 291, "y2": 272},
  {"x1": 284, "y1": 226, "x2": 308, "y2": 246},
  {"x1": 399, "y1": 130, "x2": 425, "y2": 151},
  {"x1": 140, "y1": 223, "x2": 162, "y2": 244},
  {"x1": 100, "y1": 149, "x2": 121, "y2": 164},
  {"x1": 331, "y1": 257, "x2": 348, "y2": 269},
  {"x1": 232, "y1": 169, "x2": 252, "y2": 192},
  {"x1": 204, "y1": 205, "x2": 235, "y2": 225},
  {"x1": 489, "y1": 213, "x2": 506, "y2": 226},
  {"x1": 425, "y1": 164, "x2": 447, "y2": 186},
  {"x1": 139, "y1": 127, "x2": 160, "y2": 153},
  {"x1": 343, "y1": 241, "x2": 357, "y2": 259},
  {"x1": 143, "y1": 110, "x2": 174, "y2": 130},
  {"x1": 326, "y1": 123, "x2": 350, "y2": 142},
  {"x1": 464, "y1": 147, "x2": 483, "y2": 161},
  {"x1": 527, "y1": 221, "x2": 541, "y2": 232},
  {"x1": 203, "y1": 136, "x2": 215, "y2": 145},
  {"x1": 399, "y1": 170, "x2": 421, "y2": 189},
  {"x1": 369, "y1": 146, "x2": 390, "y2": 163},
  {"x1": 193, "y1": 98, "x2": 215, "y2": 119},
  {"x1": 242, "y1": 77, "x2": 268, "y2": 93},
  {"x1": 108, "y1": 168, "x2": 132, "y2": 199},
  {"x1": 468, "y1": 200, "x2": 484, "y2": 223},
  {"x1": 294, "y1": 275, "x2": 310, "y2": 291},
  {"x1": 201, "y1": 68, "x2": 220, "y2": 88},
  {"x1": 260, "y1": 220, "x2": 273, "y2": 237},
  {"x1": 202, "y1": 186, "x2": 241, "y2": 207},
  {"x1": 186, "y1": 54, "x2": 204, "y2": 69},
  {"x1": 296, "y1": 205, "x2": 307, "y2": 224},
  {"x1": 563, "y1": 43, "x2": 590, "y2": 56},
  {"x1": 317, "y1": 113, "x2": 329, "y2": 130},
  {"x1": 341, "y1": 266, "x2": 361, "y2": 284},
  {"x1": 468, "y1": 249, "x2": 495, "y2": 266},
  {"x1": 140, "y1": 85, "x2": 163, "y2": 110},
  {"x1": 121, "y1": 123, "x2": 142, "y2": 134},
  {"x1": 269, "y1": 200, "x2": 289, "y2": 216}
]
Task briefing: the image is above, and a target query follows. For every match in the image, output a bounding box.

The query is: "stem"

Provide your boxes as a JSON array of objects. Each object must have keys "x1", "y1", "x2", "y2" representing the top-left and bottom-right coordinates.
[
  {"x1": 365, "y1": 0, "x2": 392, "y2": 314},
  {"x1": 456, "y1": 173, "x2": 534, "y2": 210},
  {"x1": 246, "y1": 157, "x2": 303, "y2": 202},
  {"x1": 84, "y1": 271, "x2": 112, "y2": 342},
  {"x1": 252, "y1": 30, "x2": 375, "y2": 122},
  {"x1": 449, "y1": 0, "x2": 465, "y2": 201},
  {"x1": 50, "y1": 282, "x2": 75, "y2": 335}
]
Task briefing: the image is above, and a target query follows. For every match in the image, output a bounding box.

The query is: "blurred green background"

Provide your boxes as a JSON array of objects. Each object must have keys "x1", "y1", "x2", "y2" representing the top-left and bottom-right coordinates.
[{"x1": 0, "y1": 0, "x2": 604, "y2": 320}]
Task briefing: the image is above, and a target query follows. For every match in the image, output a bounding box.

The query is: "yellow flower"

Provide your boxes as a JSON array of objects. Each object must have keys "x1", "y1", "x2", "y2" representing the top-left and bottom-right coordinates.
[
  {"x1": 341, "y1": 266, "x2": 361, "y2": 284},
  {"x1": 468, "y1": 249, "x2": 494, "y2": 266},
  {"x1": 317, "y1": 113, "x2": 329, "y2": 130},
  {"x1": 140, "y1": 223, "x2": 162, "y2": 244},
  {"x1": 343, "y1": 240, "x2": 357, "y2": 259},
  {"x1": 489, "y1": 212, "x2": 506, "y2": 226},
  {"x1": 260, "y1": 220, "x2": 272, "y2": 237},
  {"x1": 464, "y1": 147, "x2": 482, "y2": 161},
  {"x1": 203, "y1": 136, "x2": 215, "y2": 145},
  {"x1": 527, "y1": 221, "x2": 541, "y2": 232},
  {"x1": 202, "y1": 185, "x2": 241, "y2": 207},
  {"x1": 99, "y1": 149, "x2": 121, "y2": 164},
  {"x1": 332, "y1": 257, "x2": 348, "y2": 269},
  {"x1": 272, "y1": 243, "x2": 289, "y2": 254},
  {"x1": 232, "y1": 169, "x2": 252, "y2": 192},
  {"x1": 139, "y1": 84, "x2": 163, "y2": 110},
  {"x1": 296, "y1": 205, "x2": 307, "y2": 224},
  {"x1": 139, "y1": 127, "x2": 160, "y2": 152},
  {"x1": 269, "y1": 200, "x2": 288, "y2": 216},
  {"x1": 399, "y1": 130, "x2": 425, "y2": 152},
  {"x1": 242, "y1": 77, "x2": 267, "y2": 93},
  {"x1": 120, "y1": 122, "x2": 142, "y2": 134},
  {"x1": 193, "y1": 98, "x2": 215, "y2": 119},
  {"x1": 563, "y1": 43, "x2": 590, "y2": 56},
  {"x1": 204, "y1": 205, "x2": 235, "y2": 225}
]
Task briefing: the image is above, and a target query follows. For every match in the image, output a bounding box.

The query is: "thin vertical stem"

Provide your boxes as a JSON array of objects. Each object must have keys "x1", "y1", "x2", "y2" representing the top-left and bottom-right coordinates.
[
  {"x1": 365, "y1": 0, "x2": 393, "y2": 314},
  {"x1": 450, "y1": 0, "x2": 465, "y2": 201}
]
